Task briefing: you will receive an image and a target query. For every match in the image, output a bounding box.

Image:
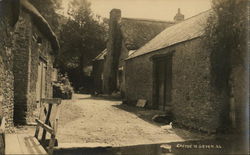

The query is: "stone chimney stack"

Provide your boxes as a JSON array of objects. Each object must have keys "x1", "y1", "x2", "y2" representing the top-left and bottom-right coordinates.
[
  {"x1": 174, "y1": 8, "x2": 185, "y2": 22},
  {"x1": 103, "y1": 9, "x2": 122, "y2": 94}
]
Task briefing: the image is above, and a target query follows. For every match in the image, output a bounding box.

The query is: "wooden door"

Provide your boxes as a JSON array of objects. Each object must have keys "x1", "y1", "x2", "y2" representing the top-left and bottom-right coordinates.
[
  {"x1": 36, "y1": 59, "x2": 47, "y2": 103},
  {"x1": 154, "y1": 56, "x2": 172, "y2": 111},
  {"x1": 165, "y1": 56, "x2": 172, "y2": 110},
  {"x1": 156, "y1": 59, "x2": 165, "y2": 110}
]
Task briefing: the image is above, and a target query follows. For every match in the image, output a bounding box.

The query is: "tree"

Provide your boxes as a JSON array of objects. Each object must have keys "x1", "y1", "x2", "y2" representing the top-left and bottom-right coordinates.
[
  {"x1": 204, "y1": 0, "x2": 248, "y2": 133},
  {"x1": 205, "y1": 0, "x2": 247, "y2": 91},
  {"x1": 58, "y1": 0, "x2": 107, "y2": 91}
]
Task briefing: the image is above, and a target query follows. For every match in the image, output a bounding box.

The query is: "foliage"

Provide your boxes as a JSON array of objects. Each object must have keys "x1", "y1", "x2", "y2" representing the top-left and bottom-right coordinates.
[
  {"x1": 204, "y1": 0, "x2": 247, "y2": 91},
  {"x1": 29, "y1": 0, "x2": 61, "y2": 31},
  {"x1": 58, "y1": 0, "x2": 107, "y2": 71},
  {"x1": 57, "y1": 0, "x2": 107, "y2": 90},
  {"x1": 204, "y1": 0, "x2": 247, "y2": 132},
  {"x1": 53, "y1": 73, "x2": 74, "y2": 99}
]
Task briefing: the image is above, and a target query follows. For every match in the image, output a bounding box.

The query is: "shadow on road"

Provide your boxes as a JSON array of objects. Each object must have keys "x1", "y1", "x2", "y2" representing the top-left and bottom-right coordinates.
[
  {"x1": 72, "y1": 94, "x2": 122, "y2": 101},
  {"x1": 112, "y1": 103, "x2": 166, "y2": 127}
]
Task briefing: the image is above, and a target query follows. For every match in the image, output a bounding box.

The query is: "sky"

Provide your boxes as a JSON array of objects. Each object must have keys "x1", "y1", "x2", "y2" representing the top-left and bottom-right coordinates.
[{"x1": 61, "y1": 0, "x2": 212, "y2": 21}]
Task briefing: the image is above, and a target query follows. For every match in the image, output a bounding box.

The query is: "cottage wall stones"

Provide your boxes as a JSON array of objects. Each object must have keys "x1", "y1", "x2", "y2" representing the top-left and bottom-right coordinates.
[
  {"x1": 0, "y1": 23, "x2": 14, "y2": 129},
  {"x1": 125, "y1": 38, "x2": 228, "y2": 132},
  {"x1": 0, "y1": 0, "x2": 20, "y2": 129},
  {"x1": 12, "y1": 13, "x2": 32, "y2": 124},
  {"x1": 12, "y1": 12, "x2": 54, "y2": 124},
  {"x1": 0, "y1": 1, "x2": 57, "y2": 128}
]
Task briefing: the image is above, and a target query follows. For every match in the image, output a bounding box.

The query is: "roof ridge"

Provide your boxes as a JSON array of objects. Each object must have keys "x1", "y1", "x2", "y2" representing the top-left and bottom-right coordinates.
[
  {"x1": 127, "y1": 9, "x2": 212, "y2": 60},
  {"x1": 182, "y1": 9, "x2": 212, "y2": 21},
  {"x1": 121, "y1": 17, "x2": 174, "y2": 24},
  {"x1": 150, "y1": 9, "x2": 212, "y2": 32}
]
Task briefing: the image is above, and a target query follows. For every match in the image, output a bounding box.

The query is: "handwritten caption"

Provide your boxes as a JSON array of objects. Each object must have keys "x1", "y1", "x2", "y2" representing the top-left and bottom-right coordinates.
[{"x1": 176, "y1": 144, "x2": 223, "y2": 149}]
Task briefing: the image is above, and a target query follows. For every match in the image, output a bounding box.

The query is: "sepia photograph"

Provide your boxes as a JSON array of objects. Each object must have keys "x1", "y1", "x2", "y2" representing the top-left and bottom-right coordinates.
[{"x1": 0, "y1": 0, "x2": 249, "y2": 154}]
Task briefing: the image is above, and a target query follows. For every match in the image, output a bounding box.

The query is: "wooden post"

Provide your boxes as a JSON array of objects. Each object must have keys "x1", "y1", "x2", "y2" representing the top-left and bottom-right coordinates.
[
  {"x1": 41, "y1": 104, "x2": 52, "y2": 145},
  {"x1": 48, "y1": 134, "x2": 56, "y2": 155},
  {"x1": 0, "y1": 117, "x2": 6, "y2": 155}
]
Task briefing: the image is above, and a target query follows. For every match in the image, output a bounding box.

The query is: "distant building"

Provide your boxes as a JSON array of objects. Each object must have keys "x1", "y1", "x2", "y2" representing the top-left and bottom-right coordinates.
[
  {"x1": 92, "y1": 49, "x2": 107, "y2": 94},
  {"x1": 93, "y1": 9, "x2": 178, "y2": 95}
]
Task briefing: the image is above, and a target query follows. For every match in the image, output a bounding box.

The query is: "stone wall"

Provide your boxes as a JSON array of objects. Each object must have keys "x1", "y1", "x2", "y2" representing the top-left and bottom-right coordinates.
[
  {"x1": 0, "y1": 3, "x2": 55, "y2": 128},
  {"x1": 125, "y1": 38, "x2": 225, "y2": 132},
  {"x1": 0, "y1": 25, "x2": 14, "y2": 130},
  {"x1": 26, "y1": 33, "x2": 54, "y2": 123},
  {"x1": 125, "y1": 49, "x2": 154, "y2": 105},
  {"x1": 12, "y1": 13, "x2": 32, "y2": 124},
  {"x1": 13, "y1": 12, "x2": 54, "y2": 124}
]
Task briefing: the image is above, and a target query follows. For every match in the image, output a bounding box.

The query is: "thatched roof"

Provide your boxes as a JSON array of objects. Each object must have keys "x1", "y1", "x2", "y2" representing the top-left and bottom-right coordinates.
[
  {"x1": 20, "y1": 0, "x2": 60, "y2": 52},
  {"x1": 0, "y1": 0, "x2": 20, "y2": 27},
  {"x1": 127, "y1": 10, "x2": 212, "y2": 60},
  {"x1": 0, "y1": 0, "x2": 60, "y2": 52},
  {"x1": 120, "y1": 18, "x2": 174, "y2": 50},
  {"x1": 93, "y1": 17, "x2": 174, "y2": 61}
]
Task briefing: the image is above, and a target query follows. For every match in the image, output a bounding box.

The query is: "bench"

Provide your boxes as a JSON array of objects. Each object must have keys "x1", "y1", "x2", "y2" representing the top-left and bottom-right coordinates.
[{"x1": 4, "y1": 98, "x2": 61, "y2": 155}]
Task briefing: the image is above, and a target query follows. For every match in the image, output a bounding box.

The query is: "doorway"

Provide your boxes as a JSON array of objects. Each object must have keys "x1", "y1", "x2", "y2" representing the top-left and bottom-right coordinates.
[
  {"x1": 36, "y1": 58, "x2": 47, "y2": 103},
  {"x1": 153, "y1": 55, "x2": 173, "y2": 111}
]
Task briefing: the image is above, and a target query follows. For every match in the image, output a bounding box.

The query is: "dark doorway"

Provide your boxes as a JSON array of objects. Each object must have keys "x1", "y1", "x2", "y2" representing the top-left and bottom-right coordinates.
[{"x1": 153, "y1": 55, "x2": 172, "y2": 111}]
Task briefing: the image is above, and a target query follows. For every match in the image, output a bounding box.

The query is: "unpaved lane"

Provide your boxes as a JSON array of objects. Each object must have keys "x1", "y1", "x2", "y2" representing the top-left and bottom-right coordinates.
[{"x1": 57, "y1": 95, "x2": 184, "y2": 146}]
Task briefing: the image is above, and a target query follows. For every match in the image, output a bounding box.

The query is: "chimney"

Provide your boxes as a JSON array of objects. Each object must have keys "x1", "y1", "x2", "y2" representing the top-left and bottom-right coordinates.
[
  {"x1": 109, "y1": 9, "x2": 121, "y2": 25},
  {"x1": 174, "y1": 8, "x2": 185, "y2": 22},
  {"x1": 103, "y1": 9, "x2": 122, "y2": 94}
]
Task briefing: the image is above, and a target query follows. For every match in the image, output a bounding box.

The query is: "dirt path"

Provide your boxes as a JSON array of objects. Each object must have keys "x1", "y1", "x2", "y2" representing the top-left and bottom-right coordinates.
[{"x1": 56, "y1": 94, "x2": 193, "y2": 147}]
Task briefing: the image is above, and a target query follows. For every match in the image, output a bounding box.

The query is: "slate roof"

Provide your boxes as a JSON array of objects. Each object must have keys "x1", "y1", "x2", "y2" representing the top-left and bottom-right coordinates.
[
  {"x1": 120, "y1": 18, "x2": 174, "y2": 50},
  {"x1": 93, "y1": 17, "x2": 174, "y2": 61},
  {"x1": 93, "y1": 49, "x2": 107, "y2": 61},
  {"x1": 127, "y1": 10, "x2": 212, "y2": 60}
]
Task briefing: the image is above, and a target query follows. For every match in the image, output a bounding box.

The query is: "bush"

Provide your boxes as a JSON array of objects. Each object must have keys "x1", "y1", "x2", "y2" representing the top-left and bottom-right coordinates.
[{"x1": 53, "y1": 74, "x2": 74, "y2": 99}]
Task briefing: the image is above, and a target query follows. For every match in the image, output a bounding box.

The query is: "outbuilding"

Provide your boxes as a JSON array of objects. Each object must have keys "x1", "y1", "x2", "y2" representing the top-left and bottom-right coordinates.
[{"x1": 125, "y1": 10, "x2": 230, "y2": 132}]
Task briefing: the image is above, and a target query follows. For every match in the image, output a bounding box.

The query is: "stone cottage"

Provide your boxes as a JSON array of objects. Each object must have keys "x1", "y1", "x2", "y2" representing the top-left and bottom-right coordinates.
[
  {"x1": 92, "y1": 49, "x2": 107, "y2": 94},
  {"x1": 0, "y1": 0, "x2": 59, "y2": 127},
  {"x1": 125, "y1": 10, "x2": 237, "y2": 133},
  {"x1": 93, "y1": 9, "x2": 179, "y2": 95}
]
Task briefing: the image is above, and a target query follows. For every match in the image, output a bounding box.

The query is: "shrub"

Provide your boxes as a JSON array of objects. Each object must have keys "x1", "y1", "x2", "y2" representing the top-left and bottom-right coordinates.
[{"x1": 53, "y1": 74, "x2": 74, "y2": 99}]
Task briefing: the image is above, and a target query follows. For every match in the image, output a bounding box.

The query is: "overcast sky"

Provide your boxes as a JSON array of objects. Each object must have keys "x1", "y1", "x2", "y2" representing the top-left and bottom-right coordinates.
[{"x1": 61, "y1": 0, "x2": 212, "y2": 21}]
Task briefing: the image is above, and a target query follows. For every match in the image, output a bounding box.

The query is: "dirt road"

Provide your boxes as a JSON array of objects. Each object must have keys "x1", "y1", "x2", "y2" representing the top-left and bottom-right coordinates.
[{"x1": 56, "y1": 94, "x2": 196, "y2": 147}]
